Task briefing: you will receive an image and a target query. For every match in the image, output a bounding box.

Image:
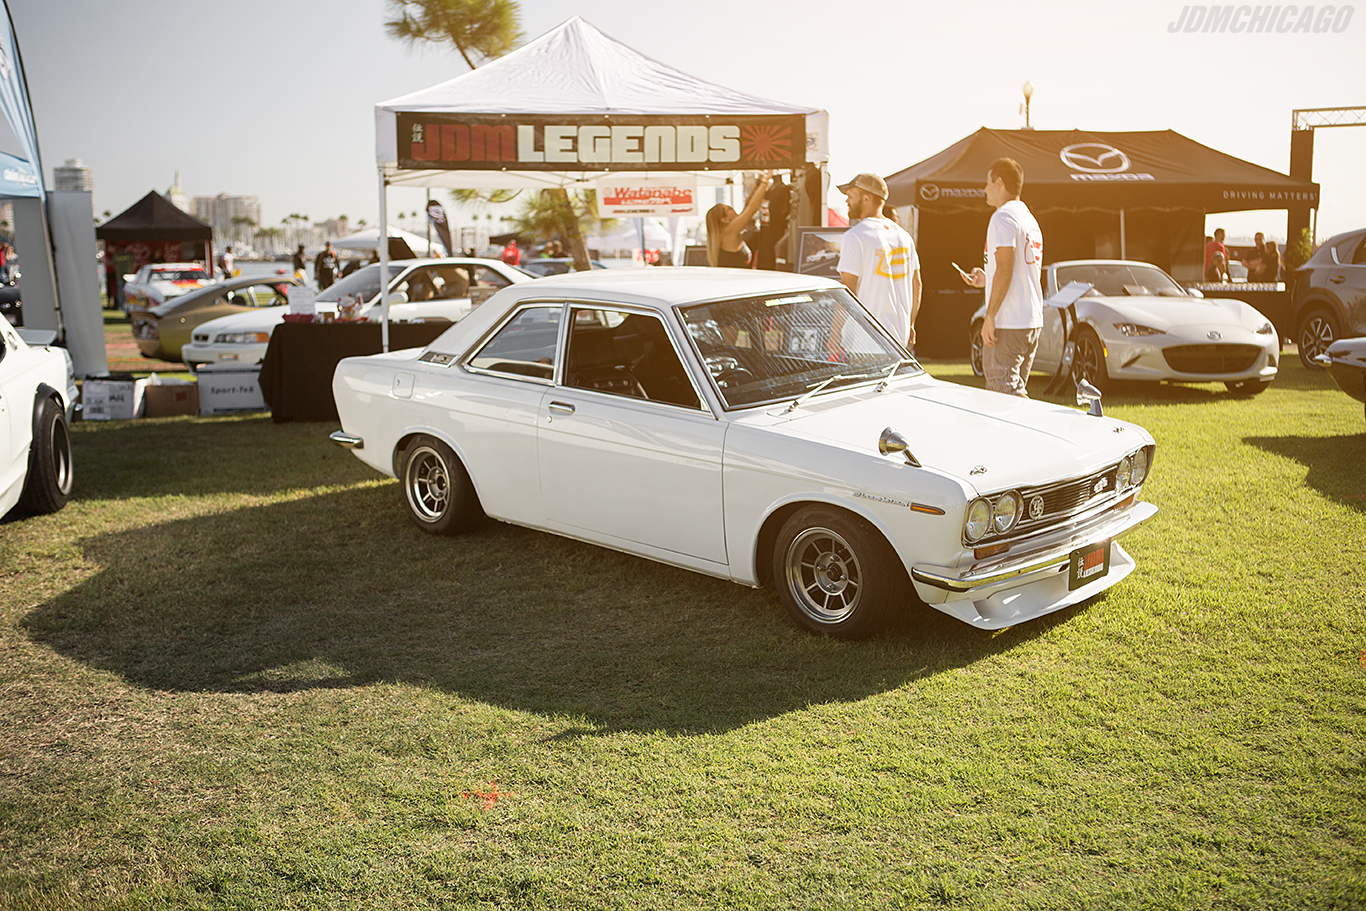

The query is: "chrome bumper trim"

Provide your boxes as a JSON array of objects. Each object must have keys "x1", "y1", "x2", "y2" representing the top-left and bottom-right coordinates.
[
  {"x1": 912, "y1": 501, "x2": 1157, "y2": 593},
  {"x1": 329, "y1": 430, "x2": 364, "y2": 450}
]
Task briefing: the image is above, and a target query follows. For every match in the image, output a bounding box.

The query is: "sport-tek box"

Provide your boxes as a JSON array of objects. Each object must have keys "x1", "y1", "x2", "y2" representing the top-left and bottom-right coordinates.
[
  {"x1": 81, "y1": 376, "x2": 148, "y2": 420},
  {"x1": 196, "y1": 364, "x2": 266, "y2": 414}
]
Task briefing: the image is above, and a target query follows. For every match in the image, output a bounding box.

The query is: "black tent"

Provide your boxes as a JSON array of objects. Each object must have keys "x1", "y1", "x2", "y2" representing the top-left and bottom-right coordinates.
[
  {"x1": 96, "y1": 192, "x2": 214, "y2": 307},
  {"x1": 885, "y1": 129, "x2": 1319, "y2": 356}
]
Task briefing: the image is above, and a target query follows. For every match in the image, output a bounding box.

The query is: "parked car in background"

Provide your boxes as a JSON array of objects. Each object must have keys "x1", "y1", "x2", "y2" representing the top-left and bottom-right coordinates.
[
  {"x1": 1314, "y1": 336, "x2": 1366, "y2": 423},
  {"x1": 1291, "y1": 227, "x2": 1366, "y2": 369},
  {"x1": 0, "y1": 319, "x2": 76, "y2": 520},
  {"x1": 0, "y1": 276, "x2": 20, "y2": 327},
  {"x1": 128, "y1": 273, "x2": 300, "y2": 362},
  {"x1": 971, "y1": 259, "x2": 1279, "y2": 395},
  {"x1": 121, "y1": 263, "x2": 213, "y2": 312},
  {"x1": 519, "y1": 257, "x2": 608, "y2": 278},
  {"x1": 331, "y1": 268, "x2": 1157, "y2": 639},
  {"x1": 181, "y1": 258, "x2": 530, "y2": 372}
]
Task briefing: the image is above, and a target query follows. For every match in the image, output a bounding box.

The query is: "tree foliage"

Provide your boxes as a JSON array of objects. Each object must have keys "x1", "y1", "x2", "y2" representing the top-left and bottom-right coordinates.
[{"x1": 384, "y1": 0, "x2": 522, "y2": 69}]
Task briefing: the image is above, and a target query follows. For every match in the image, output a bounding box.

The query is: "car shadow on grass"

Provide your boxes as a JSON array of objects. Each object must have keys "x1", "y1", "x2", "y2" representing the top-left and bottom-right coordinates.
[
  {"x1": 21, "y1": 485, "x2": 1083, "y2": 735},
  {"x1": 1245, "y1": 432, "x2": 1366, "y2": 511}
]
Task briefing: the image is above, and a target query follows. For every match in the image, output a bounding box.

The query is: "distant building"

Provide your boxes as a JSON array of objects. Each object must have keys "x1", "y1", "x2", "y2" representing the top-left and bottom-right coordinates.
[
  {"x1": 314, "y1": 217, "x2": 350, "y2": 241},
  {"x1": 165, "y1": 171, "x2": 190, "y2": 213},
  {"x1": 53, "y1": 158, "x2": 93, "y2": 193},
  {"x1": 192, "y1": 193, "x2": 263, "y2": 245}
]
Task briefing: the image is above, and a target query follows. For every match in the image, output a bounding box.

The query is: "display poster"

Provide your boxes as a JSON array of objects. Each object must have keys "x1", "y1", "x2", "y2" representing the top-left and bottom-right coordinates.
[{"x1": 595, "y1": 175, "x2": 698, "y2": 217}]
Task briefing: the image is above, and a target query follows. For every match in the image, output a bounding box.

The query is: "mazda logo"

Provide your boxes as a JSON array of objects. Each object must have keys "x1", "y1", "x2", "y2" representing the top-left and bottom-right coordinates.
[
  {"x1": 1208, "y1": 331, "x2": 1222, "y2": 340},
  {"x1": 1059, "y1": 143, "x2": 1132, "y2": 174},
  {"x1": 920, "y1": 184, "x2": 940, "y2": 201}
]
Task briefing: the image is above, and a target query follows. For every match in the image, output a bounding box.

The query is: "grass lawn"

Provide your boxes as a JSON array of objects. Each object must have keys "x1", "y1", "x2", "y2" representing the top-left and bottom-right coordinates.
[{"x1": 1, "y1": 353, "x2": 1362, "y2": 909}]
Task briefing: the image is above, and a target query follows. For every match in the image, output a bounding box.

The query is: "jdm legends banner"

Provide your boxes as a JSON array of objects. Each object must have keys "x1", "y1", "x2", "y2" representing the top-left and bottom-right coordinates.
[
  {"x1": 596, "y1": 175, "x2": 697, "y2": 217},
  {"x1": 397, "y1": 113, "x2": 806, "y2": 172}
]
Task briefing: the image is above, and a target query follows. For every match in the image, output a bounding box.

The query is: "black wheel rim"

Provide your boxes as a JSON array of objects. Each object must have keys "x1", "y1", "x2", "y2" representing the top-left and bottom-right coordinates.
[
  {"x1": 784, "y1": 526, "x2": 863, "y2": 624},
  {"x1": 1072, "y1": 336, "x2": 1102, "y2": 386},
  {"x1": 405, "y1": 445, "x2": 450, "y2": 522}
]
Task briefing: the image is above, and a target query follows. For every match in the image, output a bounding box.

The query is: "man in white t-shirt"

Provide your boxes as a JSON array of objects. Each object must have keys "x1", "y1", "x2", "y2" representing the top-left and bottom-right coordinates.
[
  {"x1": 836, "y1": 173, "x2": 922, "y2": 351},
  {"x1": 963, "y1": 158, "x2": 1044, "y2": 396}
]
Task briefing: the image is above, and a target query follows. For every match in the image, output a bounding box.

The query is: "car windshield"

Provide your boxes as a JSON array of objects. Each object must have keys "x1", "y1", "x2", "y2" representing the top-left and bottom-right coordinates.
[
  {"x1": 155, "y1": 269, "x2": 209, "y2": 282},
  {"x1": 315, "y1": 263, "x2": 406, "y2": 303},
  {"x1": 1056, "y1": 263, "x2": 1187, "y2": 297},
  {"x1": 679, "y1": 287, "x2": 922, "y2": 409}
]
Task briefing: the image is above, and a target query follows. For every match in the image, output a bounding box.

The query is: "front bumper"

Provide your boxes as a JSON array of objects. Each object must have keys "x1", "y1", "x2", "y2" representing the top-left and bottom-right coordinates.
[
  {"x1": 911, "y1": 500, "x2": 1157, "y2": 629},
  {"x1": 181, "y1": 341, "x2": 269, "y2": 370}
]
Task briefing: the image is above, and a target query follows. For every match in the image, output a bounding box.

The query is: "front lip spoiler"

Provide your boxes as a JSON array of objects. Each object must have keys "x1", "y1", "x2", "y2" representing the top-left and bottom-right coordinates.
[
  {"x1": 912, "y1": 501, "x2": 1157, "y2": 593},
  {"x1": 329, "y1": 430, "x2": 364, "y2": 450}
]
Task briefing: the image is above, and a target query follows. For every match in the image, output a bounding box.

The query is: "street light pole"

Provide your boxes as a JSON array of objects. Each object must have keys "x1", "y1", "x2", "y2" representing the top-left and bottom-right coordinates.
[{"x1": 1022, "y1": 81, "x2": 1035, "y2": 129}]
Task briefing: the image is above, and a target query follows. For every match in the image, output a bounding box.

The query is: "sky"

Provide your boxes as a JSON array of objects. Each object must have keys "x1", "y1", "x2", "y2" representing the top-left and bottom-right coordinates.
[{"x1": 6, "y1": 0, "x2": 1363, "y2": 244}]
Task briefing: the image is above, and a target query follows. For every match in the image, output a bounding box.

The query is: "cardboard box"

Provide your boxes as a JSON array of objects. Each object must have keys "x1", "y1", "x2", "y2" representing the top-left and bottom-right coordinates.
[
  {"x1": 143, "y1": 382, "x2": 199, "y2": 417},
  {"x1": 196, "y1": 364, "x2": 266, "y2": 415},
  {"x1": 82, "y1": 376, "x2": 148, "y2": 420}
]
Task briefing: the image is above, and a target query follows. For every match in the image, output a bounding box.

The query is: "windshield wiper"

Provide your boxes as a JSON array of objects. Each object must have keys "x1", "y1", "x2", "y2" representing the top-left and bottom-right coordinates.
[
  {"x1": 784, "y1": 368, "x2": 887, "y2": 413},
  {"x1": 875, "y1": 358, "x2": 913, "y2": 393}
]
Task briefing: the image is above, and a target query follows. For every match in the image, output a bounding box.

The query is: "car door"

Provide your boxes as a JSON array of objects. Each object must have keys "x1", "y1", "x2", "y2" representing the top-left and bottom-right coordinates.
[
  {"x1": 1332, "y1": 231, "x2": 1366, "y2": 335},
  {"x1": 536, "y1": 305, "x2": 728, "y2": 566}
]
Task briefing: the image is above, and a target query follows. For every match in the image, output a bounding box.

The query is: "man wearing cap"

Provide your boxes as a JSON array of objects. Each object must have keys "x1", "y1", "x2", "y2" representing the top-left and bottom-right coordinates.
[
  {"x1": 837, "y1": 173, "x2": 921, "y2": 351},
  {"x1": 962, "y1": 158, "x2": 1044, "y2": 397}
]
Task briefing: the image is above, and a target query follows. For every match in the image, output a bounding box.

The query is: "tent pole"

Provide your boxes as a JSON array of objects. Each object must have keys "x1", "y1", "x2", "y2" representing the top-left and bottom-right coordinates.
[
  {"x1": 1119, "y1": 208, "x2": 1127, "y2": 260},
  {"x1": 379, "y1": 167, "x2": 390, "y2": 353}
]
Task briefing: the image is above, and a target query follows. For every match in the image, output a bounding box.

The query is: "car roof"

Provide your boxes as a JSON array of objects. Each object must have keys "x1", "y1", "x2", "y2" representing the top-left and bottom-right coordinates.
[
  {"x1": 1050, "y1": 259, "x2": 1163, "y2": 270},
  {"x1": 148, "y1": 263, "x2": 206, "y2": 271},
  {"x1": 501, "y1": 266, "x2": 842, "y2": 307}
]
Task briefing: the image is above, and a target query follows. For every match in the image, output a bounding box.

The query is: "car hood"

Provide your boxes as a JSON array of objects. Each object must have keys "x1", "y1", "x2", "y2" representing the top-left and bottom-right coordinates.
[
  {"x1": 765, "y1": 378, "x2": 1149, "y2": 493},
  {"x1": 1081, "y1": 293, "x2": 1261, "y2": 329},
  {"x1": 195, "y1": 306, "x2": 289, "y2": 334}
]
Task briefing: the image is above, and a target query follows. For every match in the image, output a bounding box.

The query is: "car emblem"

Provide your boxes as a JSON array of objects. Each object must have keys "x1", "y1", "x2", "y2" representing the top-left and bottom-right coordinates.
[
  {"x1": 1208, "y1": 330, "x2": 1222, "y2": 340},
  {"x1": 1095, "y1": 477, "x2": 1109, "y2": 494},
  {"x1": 1028, "y1": 496, "x2": 1045, "y2": 520},
  {"x1": 920, "y1": 184, "x2": 941, "y2": 202},
  {"x1": 1059, "y1": 143, "x2": 1132, "y2": 174},
  {"x1": 970, "y1": 465, "x2": 987, "y2": 475}
]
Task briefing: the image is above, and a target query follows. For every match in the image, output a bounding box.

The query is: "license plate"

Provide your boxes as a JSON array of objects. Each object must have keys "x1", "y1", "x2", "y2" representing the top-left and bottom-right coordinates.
[{"x1": 1068, "y1": 539, "x2": 1111, "y2": 590}]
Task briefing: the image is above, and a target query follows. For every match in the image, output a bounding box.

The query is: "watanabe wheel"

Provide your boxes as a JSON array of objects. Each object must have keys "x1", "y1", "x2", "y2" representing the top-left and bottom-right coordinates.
[
  {"x1": 400, "y1": 435, "x2": 483, "y2": 535},
  {"x1": 18, "y1": 397, "x2": 73, "y2": 516}
]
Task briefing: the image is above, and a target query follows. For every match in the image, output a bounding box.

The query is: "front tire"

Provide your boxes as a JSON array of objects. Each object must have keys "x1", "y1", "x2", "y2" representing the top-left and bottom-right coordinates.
[
  {"x1": 969, "y1": 320, "x2": 984, "y2": 377},
  {"x1": 400, "y1": 435, "x2": 483, "y2": 535},
  {"x1": 1297, "y1": 307, "x2": 1339, "y2": 369},
  {"x1": 1070, "y1": 326, "x2": 1110, "y2": 393},
  {"x1": 773, "y1": 506, "x2": 905, "y2": 639},
  {"x1": 18, "y1": 397, "x2": 73, "y2": 515}
]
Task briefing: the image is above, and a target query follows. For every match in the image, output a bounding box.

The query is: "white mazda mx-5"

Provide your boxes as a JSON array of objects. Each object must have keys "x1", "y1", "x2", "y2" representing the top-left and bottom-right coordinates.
[
  {"x1": 1, "y1": 319, "x2": 76, "y2": 521},
  {"x1": 331, "y1": 269, "x2": 1157, "y2": 638}
]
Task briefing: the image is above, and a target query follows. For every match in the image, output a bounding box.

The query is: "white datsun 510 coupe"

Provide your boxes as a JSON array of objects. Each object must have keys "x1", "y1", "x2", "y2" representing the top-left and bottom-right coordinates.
[
  {"x1": 331, "y1": 269, "x2": 1157, "y2": 638},
  {"x1": 1, "y1": 320, "x2": 76, "y2": 521}
]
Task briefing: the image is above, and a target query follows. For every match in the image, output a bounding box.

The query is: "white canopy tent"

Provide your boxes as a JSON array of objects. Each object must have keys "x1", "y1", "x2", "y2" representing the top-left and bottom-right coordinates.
[
  {"x1": 373, "y1": 15, "x2": 828, "y2": 348},
  {"x1": 332, "y1": 224, "x2": 434, "y2": 254}
]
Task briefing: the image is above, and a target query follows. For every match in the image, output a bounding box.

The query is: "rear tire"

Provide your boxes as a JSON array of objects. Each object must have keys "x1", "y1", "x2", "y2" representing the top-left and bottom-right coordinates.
[
  {"x1": 969, "y1": 320, "x2": 984, "y2": 377},
  {"x1": 18, "y1": 397, "x2": 73, "y2": 516},
  {"x1": 400, "y1": 435, "x2": 483, "y2": 535},
  {"x1": 772, "y1": 506, "x2": 905, "y2": 639},
  {"x1": 1297, "y1": 308, "x2": 1339, "y2": 369}
]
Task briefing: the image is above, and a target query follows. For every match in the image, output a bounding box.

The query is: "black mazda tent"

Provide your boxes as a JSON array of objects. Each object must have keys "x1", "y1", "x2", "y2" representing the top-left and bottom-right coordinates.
[
  {"x1": 96, "y1": 191, "x2": 214, "y2": 307},
  {"x1": 885, "y1": 129, "x2": 1319, "y2": 355}
]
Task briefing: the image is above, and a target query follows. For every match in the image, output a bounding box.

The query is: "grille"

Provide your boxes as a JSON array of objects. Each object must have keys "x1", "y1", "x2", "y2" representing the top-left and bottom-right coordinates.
[
  {"x1": 1162, "y1": 344, "x2": 1261, "y2": 374},
  {"x1": 1016, "y1": 467, "x2": 1119, "y2": 532}
]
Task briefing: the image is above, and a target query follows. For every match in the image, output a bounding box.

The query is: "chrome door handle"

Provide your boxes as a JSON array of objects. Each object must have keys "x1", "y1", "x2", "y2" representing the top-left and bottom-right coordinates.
[
  {"x1": 1329, "y1": 275, "x2": 1345, "y2": 283},
  {"x1": 548, "y1": 401, "x2": 575, "y2": 414}
]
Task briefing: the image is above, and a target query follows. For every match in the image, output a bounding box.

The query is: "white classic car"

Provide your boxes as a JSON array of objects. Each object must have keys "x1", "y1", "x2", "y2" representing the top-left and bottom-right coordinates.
[
  {"x1": 181, "y1": 258, "x2": 530, "y2": 371},
  {"x1": 971, "y1": 260, "x2": 1279, "y2": 395},
  {"x1": 0, "y1": 320, "x2": 76, "y2": 520},
  {"x1": 122, "y1": 262, "x2": 213, "y2": 312},
  {"x1": 330, "y1": 269, "x2": 1158, "y2": 638}
]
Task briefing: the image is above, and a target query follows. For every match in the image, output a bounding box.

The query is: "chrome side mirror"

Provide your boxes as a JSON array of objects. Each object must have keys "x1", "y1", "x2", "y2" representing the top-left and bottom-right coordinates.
[
  {"x1": 1187, "y1": 287, "x2": 1204, "y2": 298},
  {"x1": 1312, "y1": 353, "x2": 1333, "y2": 367},
  {"x1": 1076, "y1": 379, "x2": 1104, "y2": 417},
  {"x1": 879, "y1": 426, "x2": 921, "y2": 467}
]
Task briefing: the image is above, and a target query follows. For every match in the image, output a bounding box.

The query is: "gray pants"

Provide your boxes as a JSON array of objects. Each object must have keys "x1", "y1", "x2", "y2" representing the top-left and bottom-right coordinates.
[{"x1": 984, "y1": 327, "x2": 1041, "y2": 397}]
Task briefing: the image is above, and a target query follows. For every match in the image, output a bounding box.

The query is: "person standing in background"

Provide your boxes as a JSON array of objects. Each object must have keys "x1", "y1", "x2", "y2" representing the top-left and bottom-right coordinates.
[
  {"x1": 836, "y1": 172, "x2": 921, "y2": 351},
  {"x1": 963, "y1": 158, "x2": 1044, "y2": 397},
  {"x1": 291, "y1": 244, "x2": 306, "y2": 279},
  {"x1": 314, "y1": 242, "x2": 340, "y2": 291}
]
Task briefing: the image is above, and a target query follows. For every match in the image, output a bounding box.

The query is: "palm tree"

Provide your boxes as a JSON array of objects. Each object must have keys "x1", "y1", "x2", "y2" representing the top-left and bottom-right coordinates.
[
  {"x1": 384, "y1": 0, "x2": 522, "y2": 69},
  {"x1": 510, "y1": 190, "x2": 613, "y2": 271}
]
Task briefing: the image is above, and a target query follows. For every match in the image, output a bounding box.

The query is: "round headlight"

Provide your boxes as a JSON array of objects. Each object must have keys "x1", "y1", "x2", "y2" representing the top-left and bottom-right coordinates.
[
  {"x1": 992, "y1": 491, "x2": 1021, "y2": 533},
  {"x1": 1131, "y1": 449, "x2": 1149, "y2": 486},
  {"x1": 1116, "y1": 456, "x2": 1132, "y2": 490},
  {"x1": 965, "y1": 498, "x2": 992, "y2": 542}
]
